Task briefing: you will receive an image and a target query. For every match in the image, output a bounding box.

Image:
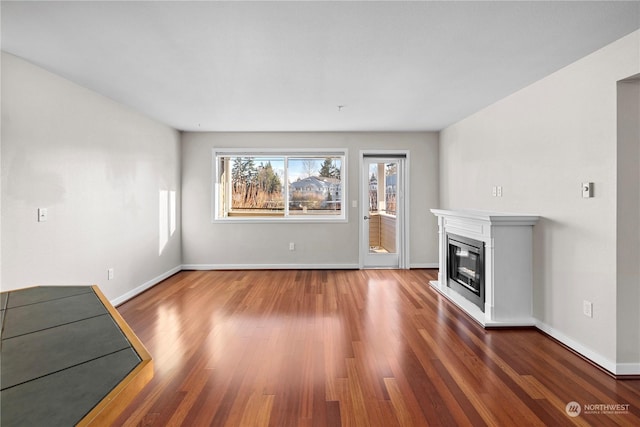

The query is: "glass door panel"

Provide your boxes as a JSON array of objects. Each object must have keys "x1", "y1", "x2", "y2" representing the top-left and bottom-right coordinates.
[{"x1": 362, "y1": 158, "x2": 401, "y2": 268}]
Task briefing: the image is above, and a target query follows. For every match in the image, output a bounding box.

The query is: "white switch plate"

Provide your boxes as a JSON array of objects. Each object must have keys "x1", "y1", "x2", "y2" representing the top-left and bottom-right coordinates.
[
  {"x1": 492, "y1": 186, "x2": 497, "y2": 197},
  {"x1": 583, "y1": 300, "x2": 593, "y2": 318},
  {"x1": 496, "y1": 186, "x2": 503, "y2": 197},
  {"x1": 352, "y1": 200, "x2": 357, "y2": 208},
  {"x1": 38, "y1": 208, "x2": 48, "y2": 222},
  {"x1": 582, "y1": 182, "x2": 593, "y2": 198},
  {"x1": 289, "y1": 242, "x2": 295, "y2": 251},
  {"x1": 107, "y1": 268, "x2": 114, "y2": 280}
]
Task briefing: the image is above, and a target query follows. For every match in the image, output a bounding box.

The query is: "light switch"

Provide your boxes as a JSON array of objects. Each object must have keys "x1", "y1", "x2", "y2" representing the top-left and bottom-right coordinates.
[
  {"x1": 582, "y1": 182, "x2": 593, "y2": 198},
  {"x1": 38, "y1": 208, "x2": 48, "y2": 222}
]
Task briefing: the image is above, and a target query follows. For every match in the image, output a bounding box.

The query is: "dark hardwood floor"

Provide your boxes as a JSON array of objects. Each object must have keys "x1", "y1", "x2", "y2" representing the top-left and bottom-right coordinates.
[{"x1": 115, "y1": 269, "x2": 640, "y2": 426}]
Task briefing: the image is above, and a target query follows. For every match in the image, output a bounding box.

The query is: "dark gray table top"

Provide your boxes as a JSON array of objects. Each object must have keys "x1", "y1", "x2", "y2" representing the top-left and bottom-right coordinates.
[{"x1": 0, "y1": 286, "x2": 143, "y2": 427}]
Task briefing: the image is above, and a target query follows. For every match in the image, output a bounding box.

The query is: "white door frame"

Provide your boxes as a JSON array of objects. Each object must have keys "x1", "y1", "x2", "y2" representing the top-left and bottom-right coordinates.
[{"x1": 359, "y1": 150, "x2": 410, "y2": 269}]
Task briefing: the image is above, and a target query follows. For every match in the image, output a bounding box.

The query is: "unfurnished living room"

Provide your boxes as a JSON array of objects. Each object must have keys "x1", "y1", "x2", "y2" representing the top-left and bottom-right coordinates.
[{"x1": 1, "y1": 1, "x2": 639, "y2": 426}]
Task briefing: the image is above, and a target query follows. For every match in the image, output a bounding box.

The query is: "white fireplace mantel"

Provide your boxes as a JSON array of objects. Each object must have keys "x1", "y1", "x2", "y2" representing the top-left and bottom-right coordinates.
[{"x1": 430, "y1": 209, "x2": 539, "y2": 327}]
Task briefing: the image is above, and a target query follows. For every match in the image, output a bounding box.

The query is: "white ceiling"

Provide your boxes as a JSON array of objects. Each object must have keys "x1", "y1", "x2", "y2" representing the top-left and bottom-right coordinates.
[{"x1": 2, "y1": 1, "x2": 639, "y2": 132}]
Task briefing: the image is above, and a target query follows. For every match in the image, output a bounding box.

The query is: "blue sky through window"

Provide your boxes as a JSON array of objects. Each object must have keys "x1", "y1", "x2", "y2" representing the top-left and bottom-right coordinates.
[{"x1": 249, "y1": 157, "x2": 341, "y2": 183}]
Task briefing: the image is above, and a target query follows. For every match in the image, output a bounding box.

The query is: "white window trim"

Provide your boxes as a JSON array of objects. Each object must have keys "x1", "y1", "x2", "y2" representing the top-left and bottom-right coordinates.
[{"x1": 212, "y1": 148, "x2": 348, "y2": 223}]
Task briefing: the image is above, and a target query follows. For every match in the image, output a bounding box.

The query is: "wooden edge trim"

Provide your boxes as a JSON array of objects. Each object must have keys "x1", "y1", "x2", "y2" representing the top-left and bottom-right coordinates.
[
  {"x1": 76, "y1": 286, "x2": 154, "y2": 427},
  {"x1": 616, "y1": 374, "x2": 640, "y2": 380}
]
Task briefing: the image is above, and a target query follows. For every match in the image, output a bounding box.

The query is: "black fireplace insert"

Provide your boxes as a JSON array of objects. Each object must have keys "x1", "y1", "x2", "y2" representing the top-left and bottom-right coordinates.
[{"x1": 447, "y1": 233, "x2": 485, "y2": 312}]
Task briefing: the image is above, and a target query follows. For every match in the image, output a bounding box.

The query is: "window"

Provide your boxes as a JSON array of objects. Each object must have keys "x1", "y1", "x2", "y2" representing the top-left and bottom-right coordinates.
[
  {"x1": 214, "y1": 150, "x2": 346, "y2": 221},
  {"x1": 368, "y1": 162, "x2": 397, "y2": 216}
]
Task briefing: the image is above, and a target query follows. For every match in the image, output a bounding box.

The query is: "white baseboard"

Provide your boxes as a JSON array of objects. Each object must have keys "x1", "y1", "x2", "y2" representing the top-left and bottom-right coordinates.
[
  {"x1": 615, "y1": 362, "x2": 640, "y2": 376},
  {"x1": 182, "y1": 263, "x2": 440, "y2": 270},
  {"x1": 182, "y1": 263, "x2": 360, "y2": 270},
  {"x1": 410, "y1": 262, "x2": 439, "y2": 269},
  {"x1": 110, "y1": 265, "x2": 182, "y2": 306},
  {"x1": 535, "y1": 320, "x2": 629, "y2": 375}
]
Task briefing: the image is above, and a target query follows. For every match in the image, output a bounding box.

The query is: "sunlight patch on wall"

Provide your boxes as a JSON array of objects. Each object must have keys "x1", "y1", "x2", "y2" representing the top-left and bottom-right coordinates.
[{"x1": 159, "y1": 190, "x2": 177, "y2": 255}]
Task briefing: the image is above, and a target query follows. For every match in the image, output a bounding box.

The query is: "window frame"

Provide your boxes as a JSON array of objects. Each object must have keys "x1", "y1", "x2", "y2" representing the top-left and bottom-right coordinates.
[{"x1": 212, "y1": 148, "x2": 348, "y2": 223}]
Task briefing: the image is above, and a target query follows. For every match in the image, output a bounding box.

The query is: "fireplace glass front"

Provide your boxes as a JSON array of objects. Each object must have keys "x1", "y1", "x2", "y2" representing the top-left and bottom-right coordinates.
[{"x1": 447, "y1": 233, "x2": 485, "y2": 312}]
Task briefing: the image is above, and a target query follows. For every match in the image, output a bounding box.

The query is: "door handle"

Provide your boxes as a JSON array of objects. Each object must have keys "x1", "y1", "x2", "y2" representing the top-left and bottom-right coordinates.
[{"x1": 364, "y1": 216, "x2": 370, "y2": 220}]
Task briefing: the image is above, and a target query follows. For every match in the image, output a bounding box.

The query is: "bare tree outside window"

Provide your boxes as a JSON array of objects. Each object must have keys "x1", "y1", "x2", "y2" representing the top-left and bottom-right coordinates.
[
  {"x1": 301, "y1": 159, "x2": 317, "y2": 178},
  {"x1": 215, "y1": 152, "x2": 345, "y2": 220}
]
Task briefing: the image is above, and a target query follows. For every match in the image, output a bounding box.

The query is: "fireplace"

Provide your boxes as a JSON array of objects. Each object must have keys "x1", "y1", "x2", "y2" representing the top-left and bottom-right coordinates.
[
  {"x1": 430, "y1": 209, "x2": 539, "y2": 327},
  {"x1": 447, "y1": 233, "x2": 485, "y2": 312}
]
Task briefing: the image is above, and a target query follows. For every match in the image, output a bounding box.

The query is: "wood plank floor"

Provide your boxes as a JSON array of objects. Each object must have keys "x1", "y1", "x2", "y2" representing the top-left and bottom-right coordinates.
[{"x1": 115, "y1": 269, "x2": 640, "y2": 426}]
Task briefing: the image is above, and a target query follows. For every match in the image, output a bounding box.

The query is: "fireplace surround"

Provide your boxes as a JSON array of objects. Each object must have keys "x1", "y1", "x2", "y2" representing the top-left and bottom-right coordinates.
[{"x1": 430, "y1": 209, "x2": 539, "y2": 327}]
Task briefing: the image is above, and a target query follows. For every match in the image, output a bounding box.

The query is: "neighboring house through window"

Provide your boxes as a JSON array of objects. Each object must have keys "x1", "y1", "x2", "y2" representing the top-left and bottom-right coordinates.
[{"x1": 214, "y1": 149, "x2": 346, "y2": 221}]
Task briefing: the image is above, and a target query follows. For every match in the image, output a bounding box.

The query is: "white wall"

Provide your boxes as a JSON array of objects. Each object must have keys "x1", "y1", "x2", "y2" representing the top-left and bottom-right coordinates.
[
  {"x1": 1, "y1": 52, "x2": 182, "y2": 303},
  {"x1": 181, "y1": 132, "x2": 439, "y2": 269},
  {"x1": 617, "y1": 78, "x2": 640, "y2": 367},
  {"x1": 439, "y1": 31, "x2": 639, "y2": 373}
]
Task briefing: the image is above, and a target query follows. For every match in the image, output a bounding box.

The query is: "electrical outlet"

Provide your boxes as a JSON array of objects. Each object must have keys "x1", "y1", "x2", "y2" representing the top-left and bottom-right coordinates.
[
  {"x1": 289, "y1": 242, "x2": 295, "y2": 251},
  {"x1": 583, "y1": 300, "x2": 593, "y2": 318},
  {"x1": 107, "y1": 268, "x2": 114, "y2": 280},
  {"x1": 496, "y1": 186, "x2": 503, "y2": 197},
  {"x1": 492, "y1": 186, "x2": 497, "y2": 197}
]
